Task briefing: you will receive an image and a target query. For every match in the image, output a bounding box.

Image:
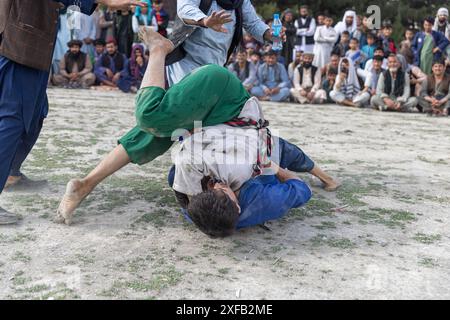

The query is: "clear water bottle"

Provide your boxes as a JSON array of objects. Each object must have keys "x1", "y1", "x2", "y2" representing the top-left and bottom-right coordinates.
[{"x1": 272, "y1": 13, "x2": 283, "y2": 51}]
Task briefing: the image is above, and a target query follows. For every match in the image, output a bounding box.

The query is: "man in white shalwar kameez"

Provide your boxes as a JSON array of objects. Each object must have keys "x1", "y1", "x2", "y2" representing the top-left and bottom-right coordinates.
[{"x1": 313, "y1": 15, "x2": 337, "y2": 69}]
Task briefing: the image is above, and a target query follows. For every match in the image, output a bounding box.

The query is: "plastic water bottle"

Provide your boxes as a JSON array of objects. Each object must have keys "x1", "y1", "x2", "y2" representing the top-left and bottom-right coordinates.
[{"x1": 272, "y1": 13, "x2": 283, "y2": 51}]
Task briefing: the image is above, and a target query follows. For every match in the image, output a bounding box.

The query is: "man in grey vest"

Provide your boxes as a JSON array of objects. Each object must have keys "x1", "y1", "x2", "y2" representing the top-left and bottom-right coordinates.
[{"x1": 0, "y1": 0, "x2": 146, "y2": 225}]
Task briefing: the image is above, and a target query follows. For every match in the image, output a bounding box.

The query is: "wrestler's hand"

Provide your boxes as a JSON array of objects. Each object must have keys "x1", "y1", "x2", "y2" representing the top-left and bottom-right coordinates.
[
  {"x1": 202, "y1": 10, "x2": 233, "y2": 33},
  {"x1": 97, "y1": 0, "x2": 147, "y2": 11}
]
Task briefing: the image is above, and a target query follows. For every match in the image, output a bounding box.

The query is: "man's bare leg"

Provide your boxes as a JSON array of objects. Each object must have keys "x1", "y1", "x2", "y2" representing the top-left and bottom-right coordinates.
[
  {"x1": 309, "y1": 165, "x2": 340, "y2": 192},
  {"x1": 56, "y1": 28, "x2": 174, "y2": 225}
]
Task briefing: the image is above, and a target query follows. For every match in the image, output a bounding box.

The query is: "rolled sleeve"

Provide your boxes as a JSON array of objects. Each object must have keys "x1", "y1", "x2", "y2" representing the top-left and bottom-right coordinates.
[
  {"x1": 177, "y1": 0, "x2": 208, "y2": 24},
  {"x1": 242, "y1": 0, "x2": 269, "y2": 44}
]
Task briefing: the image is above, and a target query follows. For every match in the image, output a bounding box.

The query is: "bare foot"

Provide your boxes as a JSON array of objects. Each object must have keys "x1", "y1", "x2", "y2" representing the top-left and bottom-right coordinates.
[
  {"x1": 55, "y1": 179, "x2": 90, "y2": 225},
  {"x1": 138, "y1": 27, "x2": 174, "y2": 54},
  {"x1": 4, "y1": 176, "x2": 21, "y2": 189},
  {"x1": 323, "y1": 179, "x2": 341, "y2": 192}
]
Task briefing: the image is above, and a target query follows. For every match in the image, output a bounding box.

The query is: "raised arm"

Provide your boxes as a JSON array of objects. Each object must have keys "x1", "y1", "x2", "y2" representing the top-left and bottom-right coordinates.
[{"x1": 242, "y1": 0, "x2": 269, "y2": 44}]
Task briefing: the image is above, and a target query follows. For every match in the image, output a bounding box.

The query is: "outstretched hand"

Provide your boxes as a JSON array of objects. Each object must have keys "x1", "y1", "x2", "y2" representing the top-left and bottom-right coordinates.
[
  {"x1": 97, "y1": 0, "x2": 147, "y2": 11},
  {"x1": 202, "y1": 10, "x2": 233, "y2": 33}
]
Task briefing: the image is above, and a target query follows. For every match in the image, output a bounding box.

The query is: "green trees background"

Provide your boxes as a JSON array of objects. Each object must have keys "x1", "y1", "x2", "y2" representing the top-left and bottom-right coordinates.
[{"x1": 254, "y1": 0, "x2": 449, "y2": 41}]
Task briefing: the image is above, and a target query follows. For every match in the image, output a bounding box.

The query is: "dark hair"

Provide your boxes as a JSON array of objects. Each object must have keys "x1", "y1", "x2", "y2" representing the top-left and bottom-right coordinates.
[
  {"x1": 350, "y1": 37, "x2": 359, "y2": 43},
  {"x1": 94, "y1": 39, "x2": 106, "y2": 46},
  {"x1": 387, "y1": 53, "x2": 398, "y2": 60},
  {"x1": 424, "y1": 16, "x2": 435, "y2": 25},
  {"x1": 375, "y1": 47, "x2": 384, "y2": 53},
  {"x1": 327, "y1": 67, "x2": 338, "y2": 76},
  {"x1": 432, "y1": 58, "x2": 446, "y2": 66},
  {"x1": 373, "y1": 55, "x2": 384, "y2": 62},
  {"x1": 187, "y1": 190, "x2": 240, "y2": 238},
  {"x1": 342, "y1": 31, "x2": 350, "y2": 36},
  {"x1": 366, "y1": 33, "x2": 375, "y2": 40}
]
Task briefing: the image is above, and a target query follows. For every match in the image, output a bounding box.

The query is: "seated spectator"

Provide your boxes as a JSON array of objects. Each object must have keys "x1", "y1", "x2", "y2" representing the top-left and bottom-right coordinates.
[
  {"x1": 418, "y1": 59, "x2": 450, "y2": 116},
  {"x1": 360, "y1": 47, "x2": 388, "y2": 80},
  {"x1": 371, "y1": 54, "x2": 418, "y2": 112},
  {"x1": 251, "y1": 50, "x2": 291, "y2": 102},
  {"x1": 290, "y1": 52, "x2": 326, "y2": 104},
  {"x1": 150, "y1": 0, "x2": 169, "y2": 38},
  {"x1": 52, "y1": 40, "x2": 95, "y2": 89},
  {"x1": 94, "y1": 39, "x2": 128, "y2": 88},
  {"x1": 332, "y1": 30, "x2": 350, "y2": 57},
  {"x1": 361, "y1": 33, "x2": 377, "y2": 68},
  {"x1": 397, "y1": 54, "x2": 427, "y2": 97},
  {"x1": 380, "y1": 21, "x2": 397, "y2": 56},
  {"x1": 249, "y1": 51, "x2": 261, "y2": 68},
  {"x1": 93, "y1": 39, "x2": 106, "y2": 65},
  {"x1": 353, "y1": 55, "x2": 384, "y2": 108},
  {"x1": 330, "y1": 58, "x2": 361, "y2": 107},
  {"x1": 288, "y1": 50, "x2": 303, "y2": 81},
  {"x1": 118, "y1": 44, "x2": 148, "y2": 93},
  {"x1": 228, "y1": 50, "x2": 257, "y2": 92},
  {"x1": 321, "y1": 53, "x2": 340, "y2": 77},
  {"x1": 322, "y1": 68, "x2": 338, "y2": 103},
  {"x1": 346, "y1": 38, "x2": 367, "y2": 67}
]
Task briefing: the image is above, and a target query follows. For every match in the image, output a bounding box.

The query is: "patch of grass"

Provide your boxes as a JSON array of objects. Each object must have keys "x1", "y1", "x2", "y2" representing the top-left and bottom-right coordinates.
[
  {"x1": 310, "y1": 234, "x2": 356, "y2": 249},
  {"x1": 413, "y1": 233, "x2": 441, "y2": 244},
  {"x1": 356, "y1": 208, "x2": 416, "y2": 229},
  {"x1": 418, "y1": 257, "x2": 439, "y2": 268},
  {"x1": 218, "y1": 268, "x2": 230, "y2": 275},
  {"x1": 11, "y1": 251, "x2": 31, "y2": 263},
  {"x1": 312, "y1": 221, "x2": 337, "y2": 230},
  {"x1": 133, "y1": 208, "x2": 173, "y2": 228}
]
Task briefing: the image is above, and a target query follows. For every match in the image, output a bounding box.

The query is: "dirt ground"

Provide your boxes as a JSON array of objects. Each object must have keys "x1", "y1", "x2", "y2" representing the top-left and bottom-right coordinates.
[{"x1": 1, "y1": 87, "x2": 449, "y2": 300}]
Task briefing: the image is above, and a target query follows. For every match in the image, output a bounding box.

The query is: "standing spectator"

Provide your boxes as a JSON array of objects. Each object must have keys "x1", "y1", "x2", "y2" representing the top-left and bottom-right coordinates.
[
  {"x1": 94, "y1": 39, "x2": 128, "y2": 88},
  {"x1": 228, "y1": 50, "x2": 257, "y2": 92},
  {"x1": 115, "y1": 10, "x2": 134, "y2": 58},
  {"x1": 74, "y1": 13, "x2": 97, "y2": 58},
  {"x1": 418, "y1": 59, "x2": 450, "y2": 115},
  {"x1": 332, "y1": 30, "x2": 350, "y2": 57},
  {"x1": 52, "y1": 8, "x2": 72, "y2": 77},
  {"x1": 290, "y1": 52, "x2": 326, "y2": 104},
  {"x1": 118, "y1": 44, "x2": 148, "y2": 93},
  {"x1": 150, "y1": 0, "x2": 170, "y2": 38},
  {"x1": 433, "y1": 8, "x2": 450, "y2": 40},
  {"x1": 412, "y1": 17, "x2": 450, "y2": 75},
  {"x1": 53, "y1": 40, "x2": 96, "y2": 89},
  {"x1": 132, "y1": 0, "x2": 157, "y2": 41},
  {"x1": 99, "y1": 7, "x2": 116, "y2": 42},
  {"x1": 352, "y1": 15, "x2": 364, "y2": 44},
  {"x1": 361, "y1": 33, "x2": 377, "y2": 68},
  {"x1": 281, "y1": 9, "x2": 297, "y2": 67},
  {"x1": 316, "y1": 13, "x2": 325, "y2": 27},
  {"x1": 371, "y1": 54, "x2": 418, "y2": 112},
  {"x1": 251, "y1": 50, "x2": 291, "y2": 102},
  {"x1": 334, "y1": 10, "x2": 357, "y2": 39},
  {"x1": 294, "y1": 5, "x2": 316, "y2": 55},
  {"x1": 399, "y1": 28, "x2": 416, "y2": 65},
  {"x1": 313, "y1": 14, "x2": 338, "y2": 70},
  {"x1": 346, "y1": 38, "x2": 367, "y2": 67},
  {"x1": 330, "y1": 58, "x2": 361, "y2": 107},
  {"x1": 380, "y1": 21, "x2": 397, "y2": 57}
]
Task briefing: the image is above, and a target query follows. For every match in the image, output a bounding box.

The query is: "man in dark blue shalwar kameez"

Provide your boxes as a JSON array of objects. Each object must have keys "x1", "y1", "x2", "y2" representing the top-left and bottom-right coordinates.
[{"x1": 0, "y1": 0, "x2": 146, "y2": 225}]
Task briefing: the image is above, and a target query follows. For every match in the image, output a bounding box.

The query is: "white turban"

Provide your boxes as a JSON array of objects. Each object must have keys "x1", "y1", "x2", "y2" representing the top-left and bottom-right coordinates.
[{"x1": 437, "y1": 8, "x2": 449, "y2": 17}]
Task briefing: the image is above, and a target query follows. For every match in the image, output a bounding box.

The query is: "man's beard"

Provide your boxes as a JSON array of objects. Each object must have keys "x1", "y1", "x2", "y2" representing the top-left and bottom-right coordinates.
[
  {"x1": 438, "y1": 18, "x2": 448, "y2": 25},
  {"x1": 68, "y1": 51, "x2": 81, "y2": 60},
  {"x1": 389, "y1": 67, "x2": 398, "y2": 73}
]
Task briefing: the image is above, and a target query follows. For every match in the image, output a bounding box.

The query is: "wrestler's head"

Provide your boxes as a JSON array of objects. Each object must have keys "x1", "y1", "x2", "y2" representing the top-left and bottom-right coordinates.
[{"x1": 187, "y1": 178, "x2": 241, "y2": 238}]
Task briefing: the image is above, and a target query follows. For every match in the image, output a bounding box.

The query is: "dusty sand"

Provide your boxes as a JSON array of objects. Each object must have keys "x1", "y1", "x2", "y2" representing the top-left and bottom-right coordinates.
[{"x1": 0, "y1": 87, "x2": 449, "y2": 300}]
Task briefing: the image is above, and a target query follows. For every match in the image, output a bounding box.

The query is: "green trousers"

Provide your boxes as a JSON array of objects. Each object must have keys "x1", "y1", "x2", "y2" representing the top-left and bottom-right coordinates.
[{"x1": 119, "y1": 64, "x2": 251, "y2": 165}]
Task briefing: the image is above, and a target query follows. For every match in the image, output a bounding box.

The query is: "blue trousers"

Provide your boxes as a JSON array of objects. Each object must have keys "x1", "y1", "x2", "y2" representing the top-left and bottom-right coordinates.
[
  {"x1": 250, "y1": 86, "x2": 291, "y2": 102},
  {"x1": 167, "y1": 137, "x2": 315, "y2": 188},
  {"x1": 0, "y1": 56, "x2": 48, "y2": 192}
]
